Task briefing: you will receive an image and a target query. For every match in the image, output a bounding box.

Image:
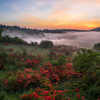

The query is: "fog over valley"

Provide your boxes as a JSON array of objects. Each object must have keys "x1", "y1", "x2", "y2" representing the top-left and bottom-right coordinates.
[{"x1": 2, "y1": 30, "x2": 100, "y2": 49}]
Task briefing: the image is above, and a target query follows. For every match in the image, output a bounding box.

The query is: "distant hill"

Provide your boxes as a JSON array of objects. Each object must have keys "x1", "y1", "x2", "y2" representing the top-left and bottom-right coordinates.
[
  {"x1": 90, "y1": 27, "x2": 100, "y2": 31},
  {"x1": 0, "y1": 24, "x2": 42, "y2": 35},
  {"x1": 60, "y1": 29, "x2": 88, "y2": 32},
  {"x1": 0, "y1": 24, "x2": 65, "y2": 34},
  {"x1": 0, "y1": 24, "x2": 89, "y2": 34}
]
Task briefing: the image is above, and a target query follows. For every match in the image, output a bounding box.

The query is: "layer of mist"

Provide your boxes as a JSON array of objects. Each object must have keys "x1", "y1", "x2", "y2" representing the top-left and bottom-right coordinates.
[{"x1": 2, "y1": 30, "x2": 100, "y2": 49}]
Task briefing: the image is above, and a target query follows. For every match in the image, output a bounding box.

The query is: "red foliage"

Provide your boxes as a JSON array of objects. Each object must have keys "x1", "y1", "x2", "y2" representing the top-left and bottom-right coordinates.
[{"x1": 3, "y1": 42, "x2": 9, "y2": 45}]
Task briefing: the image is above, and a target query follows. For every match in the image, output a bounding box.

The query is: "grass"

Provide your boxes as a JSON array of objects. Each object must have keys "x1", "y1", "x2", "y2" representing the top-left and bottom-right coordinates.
[{"x1": 0, "y1": 43, "x2": 49, "y2": 56}]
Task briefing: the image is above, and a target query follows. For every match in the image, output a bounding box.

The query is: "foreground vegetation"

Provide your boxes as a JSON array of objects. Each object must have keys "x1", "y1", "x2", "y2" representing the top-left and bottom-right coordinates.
[
  {"x1": 1, "y1": 29, "x2": 100, "y2": 100},
  {"x1": 0, "y1": 41, "x2": 100, "y2": 100}
]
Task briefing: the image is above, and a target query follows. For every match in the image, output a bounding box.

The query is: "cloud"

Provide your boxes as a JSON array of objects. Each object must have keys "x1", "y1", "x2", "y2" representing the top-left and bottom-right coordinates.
[
  {"x1": 52, "y1": 8, "x2": 69, "y2": 15},
  {"x1": 84, "y1": 23, "x2": 98, "y2": 28},
  {"x1": 31, "y1": 0, "x2": 51, "y2": 6},
  {"x1": 54, "y1": 22, "x2": 67, "y2": 26},
  {"x1": 94, "y1": 16, "x2": 98, "y2": 18}
]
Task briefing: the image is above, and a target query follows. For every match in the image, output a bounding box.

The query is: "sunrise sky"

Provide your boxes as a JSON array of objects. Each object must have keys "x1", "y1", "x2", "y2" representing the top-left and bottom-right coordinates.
[{"x1": 0, "y1": 0, "x2": 100, "y2": 29}]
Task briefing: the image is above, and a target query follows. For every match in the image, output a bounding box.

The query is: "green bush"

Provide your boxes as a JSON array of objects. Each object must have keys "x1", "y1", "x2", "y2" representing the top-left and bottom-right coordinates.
[
  {"x1": 80, "y1": 66, "x2": 100, "y2": 100},
  {"x1": 39, "y1": 40, "x2": 53, "y2": 48},
  {"x1": 30, "y1": 41, "x2": 38, "y2": 46},
  {"x1": 73, "y1": 48, "x2": 100, "y2": 73},
  {"x1": 0, "y1": 50, "x2": 8, "y2": 63},
  {"x1": 0, "y1": 50, "x2": 8, "y2": 70},
  {"x1": 0, "y1": 91, "x2": 6, "y2": 100},
  {"x1": 48, "y1": 50, "x2": 55, "y2": 61},
  {"x1": 85, "y1": 85, "x2": 100, "y2": 100},
  {"x1": 93, "y1": 43, "x2": 100, "y2": 51},
  {"x1": 50, "y1": 54, "x2": 67, "y2": 66},
  {"x1": 20, "y1": 47, "x2": 27, "y2": 56}
]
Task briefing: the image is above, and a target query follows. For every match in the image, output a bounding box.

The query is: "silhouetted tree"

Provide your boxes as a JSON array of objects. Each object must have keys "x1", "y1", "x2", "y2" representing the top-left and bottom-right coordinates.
[{"x1": 0, "y1": 28, "x2": 4, "y2": 43}]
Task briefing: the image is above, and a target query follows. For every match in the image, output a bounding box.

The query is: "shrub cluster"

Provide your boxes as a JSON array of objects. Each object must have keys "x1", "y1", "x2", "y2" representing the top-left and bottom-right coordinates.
[
  {"x1": 93, "y1": 43, "x2": 100, "y2": 51},
  {"x1": 1, "y1": 36, "x2": 28, "y2": 45},
  {"x1": 73, "y1": 48, "x2": 100, "y2": 73},
  {"x1": 39, "y1": 40, "x2": 54, "y2": 48}
]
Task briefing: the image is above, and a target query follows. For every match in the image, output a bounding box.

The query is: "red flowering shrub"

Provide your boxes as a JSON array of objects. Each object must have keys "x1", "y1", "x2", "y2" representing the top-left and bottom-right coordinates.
[
  {"x1": 36, "y1": 54, "x2": 43, "y2": 62},
  {"x1": 1, "y1": 60, "x2": 82, "y2": 92},
  {"x1": 2, "y1": 69, "x2": 42, "y2": 91},
  {"x1": 48, "y1": 50, "x2": 58, "y2": 61},
  {"x1": 26, "y1": 59, "x2": 39, "y2": 68},
  {"x1": 7, "y1": 48, "x2": 14, "y2": 52},
  {"x1": 3, "y1": 42, "x2": 9, "y2": 45},
  {"x1": 20, "y1": 88, "x2": 69, "y2": 100},
  {"x1": 25, "y1": 54, "x2": 43, "y2": 68},
  {"x1": 20, "y1": 86, "x2": 86, "y2": 100},
  {"x1": 75, "y1": 88, "x2": 80, "y2": 92},
  {"x1": 12, "y1": 42, "x2": 15, "y2": 44}
]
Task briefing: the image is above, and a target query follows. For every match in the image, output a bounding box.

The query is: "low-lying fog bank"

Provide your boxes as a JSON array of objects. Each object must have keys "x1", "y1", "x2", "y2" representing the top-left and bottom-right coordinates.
[{"x1": 2, "y1": 30, "x2": 100, "y2": 49}]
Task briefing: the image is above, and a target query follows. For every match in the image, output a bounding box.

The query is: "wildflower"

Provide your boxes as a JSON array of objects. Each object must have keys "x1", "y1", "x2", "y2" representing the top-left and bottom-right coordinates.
[
  {"x1": 82, "y1": 96, "x2": 85, "y2": 100},
  {"x1": 65, "y1": 89, "x2": 68, "y2": 92},
  {"x1": 34, "y1": 93, "x2": 39, "y2": 98},
  {"x1": 76, "y1": 93, "x2": 80, "y2": 99},
  {"x1": 20, "y1": 96, "x2": 22, "y2": 98},
  {"x1": 75, "y1": 88, "x2": 80, "y2": 91},
  {"x1": 23, "y1": 95, "x2": 26, "y2": 99}
]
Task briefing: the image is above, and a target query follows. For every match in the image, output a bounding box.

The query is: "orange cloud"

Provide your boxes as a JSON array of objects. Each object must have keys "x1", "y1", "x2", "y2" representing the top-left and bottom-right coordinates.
[
  {"x1": 73, "y1": 20, "x2": 100, "y2": 30},
  {"x1": 52, "y1": 7, "x2": 69, "y2": 15},
  {"x1": 16, "y1": 13, "x2": 100, "y2": 30},
  {"x1": 13, "y1": 12, "x2": 100, "y2": 30},
  {"x1": 7, "y1": 1, "x2": 100, "y2": 30}
]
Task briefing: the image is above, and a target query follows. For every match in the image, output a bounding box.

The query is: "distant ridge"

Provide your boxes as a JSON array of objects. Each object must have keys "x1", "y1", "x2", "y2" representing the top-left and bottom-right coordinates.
[
  {"x1": 0, "y1": 24, "x2": 88, "y2": 33},
  {"x1": 90, "y1": 27, "x2": 100, "y2": 31},
  {"x1": 2, "y1": 24, "x2": 100, "y2": 32}
]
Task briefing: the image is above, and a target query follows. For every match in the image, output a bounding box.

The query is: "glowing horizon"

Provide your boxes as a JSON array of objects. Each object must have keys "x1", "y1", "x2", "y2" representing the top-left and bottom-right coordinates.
[{"x1": 0, "y1": 0, "x2": 100, "y2": 30}]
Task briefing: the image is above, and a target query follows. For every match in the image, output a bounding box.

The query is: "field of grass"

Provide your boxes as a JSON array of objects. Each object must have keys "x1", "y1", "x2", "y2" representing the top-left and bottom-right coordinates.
[
  {"x1": 0, "y1": 44, "x2": 50, "y2": 56},
  {"x1": 0, "y1": 43, "x2": 100, "y2": 100}
]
